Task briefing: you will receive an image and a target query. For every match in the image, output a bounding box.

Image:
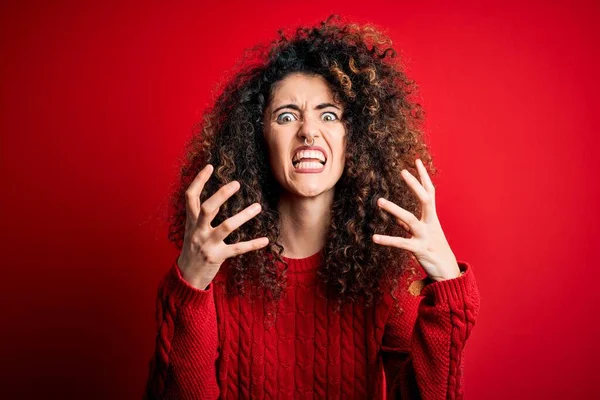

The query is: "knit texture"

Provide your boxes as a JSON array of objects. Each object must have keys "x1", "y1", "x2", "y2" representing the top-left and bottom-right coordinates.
[{"x1": 143, "y1": 250, "x2": 480, "y2": 399}]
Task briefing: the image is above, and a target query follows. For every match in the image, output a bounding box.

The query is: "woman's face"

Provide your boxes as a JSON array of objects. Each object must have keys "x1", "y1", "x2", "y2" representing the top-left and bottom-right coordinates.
[{"x1": 263, "y1": 72, "x2": 347, "y2": 198}]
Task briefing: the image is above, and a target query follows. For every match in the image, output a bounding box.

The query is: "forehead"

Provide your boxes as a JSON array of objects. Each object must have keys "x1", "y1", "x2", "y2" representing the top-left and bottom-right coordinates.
[{"x1": 270, "y1": 73, "x2": 338, "y2": 105}]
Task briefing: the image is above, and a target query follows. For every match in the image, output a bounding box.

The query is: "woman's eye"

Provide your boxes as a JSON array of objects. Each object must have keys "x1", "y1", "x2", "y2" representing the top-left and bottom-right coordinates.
[
  {"x1": 322, "y1": 112, "x2": 339, "y2": 121},
  {"x1": 276, "y1": 112, "x2": 297, "y2": 123}
]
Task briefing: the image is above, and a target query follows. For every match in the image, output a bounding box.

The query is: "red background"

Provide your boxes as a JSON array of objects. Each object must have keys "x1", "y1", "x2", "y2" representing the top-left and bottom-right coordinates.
[{"x1": 1, "y1": 0, "x2": 599, "y2": 398}]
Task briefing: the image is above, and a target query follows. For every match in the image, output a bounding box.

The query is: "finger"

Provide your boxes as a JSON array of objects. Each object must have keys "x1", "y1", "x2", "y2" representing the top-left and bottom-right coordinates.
[
  {"x1": 197, "y1": 180, "x2": 241, "y2": 229},
  {"x1": 415, "y1": 159, "x2": 435, "y2": 196},
  {"x1": 401, "y1": 168, "x2": 435, "y2": 219},
  {"x1": 185, "y1": 164, "x2": 214, "y2": 221},
  {"x1": 372, "y1": 234, "x2": 415, "y2": 252},
  {"x1": 377, "y1": 198, "x2": 422, "y2": 235},
  {"x1": 213, "y1": 203, "x2": 262, "y2": 242},
  {"x1": 224, "y1": 237, "x2": 270, "y2": 258},
  {"x1": 401, "y1": 169, "x2": 430, "y2": 204},
  {"x1": 397, "y1": 219, "x2": 411, "y2": 232}
]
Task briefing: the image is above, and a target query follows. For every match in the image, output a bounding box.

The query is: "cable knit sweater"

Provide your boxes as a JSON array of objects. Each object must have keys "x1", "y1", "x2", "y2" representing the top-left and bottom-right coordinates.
[{"x1": 143, "y1": 249, "x2": 480, "y2": 399}]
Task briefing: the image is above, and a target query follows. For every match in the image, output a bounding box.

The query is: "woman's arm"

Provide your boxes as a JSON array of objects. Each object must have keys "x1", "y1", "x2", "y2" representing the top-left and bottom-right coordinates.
[
  {"x1": 382, "y1": 261, "x2": 480, "y2": 400},
  {"x1": 143, "y1": 258, "x2": 220, "y2": 400}
]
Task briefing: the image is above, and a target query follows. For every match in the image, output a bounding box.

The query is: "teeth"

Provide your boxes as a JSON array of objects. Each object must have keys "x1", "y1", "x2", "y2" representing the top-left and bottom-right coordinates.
[
  {"x1": 294, "y1": 162, "x2": 324, "y2": 170},
  {"x1": 292, "y1": 150, "x2": 326, "y2": 163}
]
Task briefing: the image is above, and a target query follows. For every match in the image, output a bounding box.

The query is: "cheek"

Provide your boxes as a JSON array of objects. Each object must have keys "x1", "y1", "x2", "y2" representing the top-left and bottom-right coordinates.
[
  {"x1": 265, "y1": 137, "x2": 288, "y2": 172},
  {"x1": 334, "y1": 136, "x2": 347, "y2": 170},
  {"x1": 336, "y1": 154, "x2": 346, "y2": 173},
  {"x1": 266, "y1": 127, "x2": 294, "y2": 160}
]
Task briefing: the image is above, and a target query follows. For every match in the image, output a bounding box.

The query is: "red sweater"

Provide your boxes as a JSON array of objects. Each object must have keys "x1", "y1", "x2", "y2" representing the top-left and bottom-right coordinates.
[{"x1": 144, "y1": 250, "x2": 480, "y2": 399}]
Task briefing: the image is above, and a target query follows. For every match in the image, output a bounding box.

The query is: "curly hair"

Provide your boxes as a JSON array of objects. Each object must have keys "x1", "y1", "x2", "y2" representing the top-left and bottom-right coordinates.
[{"x1": 168, "y1": 15, "x2": 437, "y2": 308}]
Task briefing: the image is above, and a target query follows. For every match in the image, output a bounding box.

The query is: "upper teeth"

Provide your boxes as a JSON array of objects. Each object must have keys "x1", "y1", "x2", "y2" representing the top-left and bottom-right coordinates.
[{"x1": 292, "y1": 150, "x2": 326, "y2": 163}]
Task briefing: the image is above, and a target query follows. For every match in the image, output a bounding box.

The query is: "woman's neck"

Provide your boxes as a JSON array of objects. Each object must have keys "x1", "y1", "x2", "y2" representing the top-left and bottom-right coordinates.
[{"x1": 277, "y1": 189, "x2": 333, "y2": 258}]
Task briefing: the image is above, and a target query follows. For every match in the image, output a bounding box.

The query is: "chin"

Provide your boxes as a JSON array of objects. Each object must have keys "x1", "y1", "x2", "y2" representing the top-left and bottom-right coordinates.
[
  {"x1": 276, "y1": 168, "x2": 342, "y2": 198},
  {"x1": 286, "y1": 180, "x2": 336, "y2": 198},
  {"x1": 296, "y1": 187, "x2": 326, "y2": 198}
]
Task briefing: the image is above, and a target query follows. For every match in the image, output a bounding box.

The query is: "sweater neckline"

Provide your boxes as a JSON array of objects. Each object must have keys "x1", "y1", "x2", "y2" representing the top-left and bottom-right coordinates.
[{"x1": 280, "y1": 248, "x2": 323, "y2": 274}]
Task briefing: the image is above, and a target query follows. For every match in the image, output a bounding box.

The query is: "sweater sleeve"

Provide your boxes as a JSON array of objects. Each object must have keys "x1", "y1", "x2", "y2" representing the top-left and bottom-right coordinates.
[
  {"x1": 143, "y1": 257, "x2": 220, "y2": 400},
  {"x1": 381, "y1": 261, "x2": 480, "y2": 400}
]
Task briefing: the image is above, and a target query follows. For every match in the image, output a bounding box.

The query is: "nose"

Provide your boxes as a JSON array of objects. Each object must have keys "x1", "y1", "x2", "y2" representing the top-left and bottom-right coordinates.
[{"x1": 297, "y1": 115, "x2": 320, "y2": 144}]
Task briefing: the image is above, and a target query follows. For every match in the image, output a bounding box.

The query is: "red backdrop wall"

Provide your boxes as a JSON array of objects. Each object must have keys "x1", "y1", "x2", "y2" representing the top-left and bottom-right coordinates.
[{"x1": 1, "y1": 0, "x2": 598, "y2": 398}]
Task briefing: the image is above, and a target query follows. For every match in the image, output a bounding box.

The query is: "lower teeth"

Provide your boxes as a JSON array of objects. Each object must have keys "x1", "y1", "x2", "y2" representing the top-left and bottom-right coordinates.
[{"x1": 295, "y1": 162, "x2": 323, "y2": 169}]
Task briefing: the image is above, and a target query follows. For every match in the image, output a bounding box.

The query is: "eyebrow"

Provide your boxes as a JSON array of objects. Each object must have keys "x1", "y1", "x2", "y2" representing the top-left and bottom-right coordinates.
[{"x1": 271, "y1": 103, "x2": 341, "y2": 115}]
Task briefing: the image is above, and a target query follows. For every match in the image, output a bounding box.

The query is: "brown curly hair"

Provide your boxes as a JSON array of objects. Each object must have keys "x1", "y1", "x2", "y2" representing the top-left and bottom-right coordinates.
[{"x1": 168, "y1": 15, "x2": 437, "y2": 308}]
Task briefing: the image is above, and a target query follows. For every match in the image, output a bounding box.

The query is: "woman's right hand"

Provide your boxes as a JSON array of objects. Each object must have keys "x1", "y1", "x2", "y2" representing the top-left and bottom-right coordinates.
[{"x1": 176, "y1": 164, "x2": 269, "y2": 290}]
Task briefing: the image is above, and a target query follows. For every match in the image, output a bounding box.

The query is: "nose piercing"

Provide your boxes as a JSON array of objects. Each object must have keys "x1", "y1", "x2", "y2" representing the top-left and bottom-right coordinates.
[{"x1": 304, "y1": 137, "x2": 314, "y2": 146}]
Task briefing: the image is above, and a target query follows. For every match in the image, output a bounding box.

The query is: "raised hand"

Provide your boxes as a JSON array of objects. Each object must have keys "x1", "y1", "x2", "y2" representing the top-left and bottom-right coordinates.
[
  {"x1": 177, "y1": 164, "x2": 269, "y2": 290},
  {"x1": 372, "y1": 159, "x2": 461, "y2": 282}
]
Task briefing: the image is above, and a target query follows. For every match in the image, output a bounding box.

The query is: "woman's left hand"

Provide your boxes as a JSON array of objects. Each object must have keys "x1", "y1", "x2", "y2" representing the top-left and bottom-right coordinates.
[{"x1": 372, "y1": 159, "x2": 462, "y2": 282}]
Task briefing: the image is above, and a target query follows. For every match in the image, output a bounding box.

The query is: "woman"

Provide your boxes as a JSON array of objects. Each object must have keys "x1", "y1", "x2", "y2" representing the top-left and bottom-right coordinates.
[{"x1": 144, "y1": 15, "x2": 480, "y2": 400}]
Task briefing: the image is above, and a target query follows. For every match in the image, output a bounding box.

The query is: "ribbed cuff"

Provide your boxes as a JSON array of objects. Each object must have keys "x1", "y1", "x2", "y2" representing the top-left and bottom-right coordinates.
[
  {"x1": 420, "y1": 261, "x2": 476, "y2": 303},
  {"x1": 160, "y1": 257, "x2": 214, "y2": 309}
]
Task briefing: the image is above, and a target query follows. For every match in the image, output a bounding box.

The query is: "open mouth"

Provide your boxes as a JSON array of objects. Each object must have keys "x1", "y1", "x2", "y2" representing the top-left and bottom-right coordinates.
[
  {"x1": 292, "y1": 159, "x2": 326, "y2": 169},
  {"x1": 292, "y1": 149, "x2": 327, "y2": 169}
]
